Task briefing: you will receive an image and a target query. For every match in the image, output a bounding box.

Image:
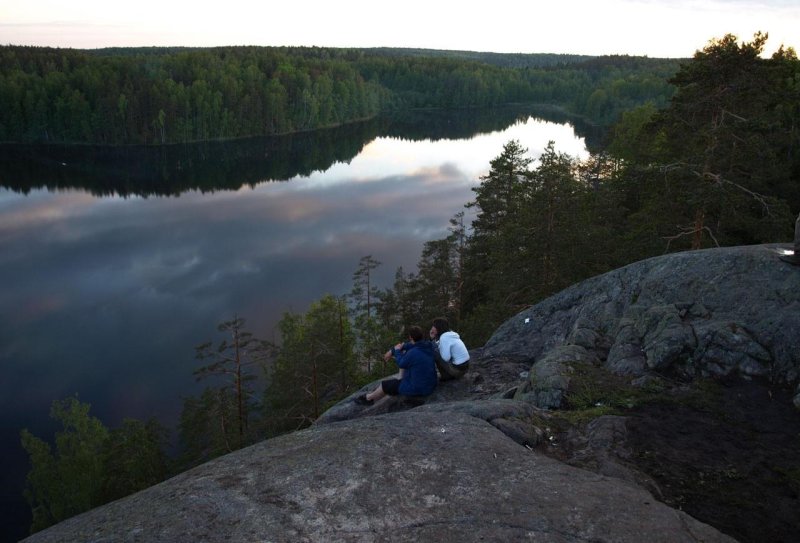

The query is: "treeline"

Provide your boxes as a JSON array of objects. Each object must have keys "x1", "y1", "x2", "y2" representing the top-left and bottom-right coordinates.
[
  {"x1": 0, "y1": 106, "x2": 601, "y2": 197},
  {"x1": 0, "y1": 44, "x2": 678, "y2": 145},
  {"x1": 362, "y1": 47, "x2": 595, "y2": 68},
  {"x1": 19, "y1": 33, "x2": 800, "y2": 535},
  {"x1": 0, "y1": 46, "x2": 389, "y2": 145}
]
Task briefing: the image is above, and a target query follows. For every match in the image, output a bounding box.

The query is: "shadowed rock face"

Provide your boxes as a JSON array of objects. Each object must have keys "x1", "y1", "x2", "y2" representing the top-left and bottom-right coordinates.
[
  {"x1": 484, "y1": 244, "x2": 800, "y2": 407},
  {"x1": 23, "y1": 402, "x2": 734, "y2": 543},
  {"x1": 24, "y1": 245, "x2": 797, "y2": 542}
]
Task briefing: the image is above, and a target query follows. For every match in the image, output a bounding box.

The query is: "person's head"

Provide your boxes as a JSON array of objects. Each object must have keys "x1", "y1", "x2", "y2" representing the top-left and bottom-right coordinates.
[
  {"x1": 430, "y1": 317, "x2": 450, "y2": 340},
  {"x1": 405, "y1": 325, "x2": 424, "y2": 343}
]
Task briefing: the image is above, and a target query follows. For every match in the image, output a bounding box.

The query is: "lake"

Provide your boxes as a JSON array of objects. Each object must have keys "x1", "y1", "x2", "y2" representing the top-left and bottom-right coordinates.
[{"x1": 0, "y1": 107, "x2": 590, "y2": 540}]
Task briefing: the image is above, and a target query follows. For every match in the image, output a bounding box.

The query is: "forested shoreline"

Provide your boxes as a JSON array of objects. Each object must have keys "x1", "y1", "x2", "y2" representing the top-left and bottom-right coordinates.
[
  {"x1": 17, "y1": 33, "x2": 800, "y2": 536},
  {"x1": 0, "y1": 45, "x2": 678, "y2": 145}
]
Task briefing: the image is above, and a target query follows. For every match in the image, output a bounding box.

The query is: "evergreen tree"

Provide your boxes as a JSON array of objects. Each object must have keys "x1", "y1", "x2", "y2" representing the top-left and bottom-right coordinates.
[
  {"x1": 459, "y1": 141, "x2": 622, "y2": 343},
  {"x1": 20, "y1": 397, "x2": 108, "y2": 532},
  {"x1": 20, "y1": 397, "x2": 172, "y2": 533},
  {"x1": 412, "y1": 236, "x2": 460, "y2": 325},
  {"x1": 349, "y1": 255, "x2": 384, "y2": 373},
  {"x1": 99, "y1": 418, "x2": 170, "y2": 502},
  {"x1": 302, "y1": 294, "x2": 357, "y2": 415},
  {"x1": 628, "y1": 33, "x2": 794, "y2": 250},
  {"x1": 265, "y1": 295, "x2": 356, "y2": 433},
  {"x1": 447, "y1": 211, "x2": 467, "y2": 326},
  {"x1": 375, "y1": 266, "x2": 419, "y2": 339},
  {"x1": 520, "y1": 141, "x2": 589, "y2": 298},
  {"x1": 193, "y1": 316, "x2": 270, "y2": 449},
  {"x1": 462, "y1": 140, "x2": 534, "y2": 340},
  {"x1": 178, "y1": 386, "x2": 239, "y2": 467}
]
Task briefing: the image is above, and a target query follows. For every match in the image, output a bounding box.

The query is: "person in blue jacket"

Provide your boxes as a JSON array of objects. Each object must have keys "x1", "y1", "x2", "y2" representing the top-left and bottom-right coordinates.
[{"x1": 354, "y1": 325, "x2": 437, "y2": 405}]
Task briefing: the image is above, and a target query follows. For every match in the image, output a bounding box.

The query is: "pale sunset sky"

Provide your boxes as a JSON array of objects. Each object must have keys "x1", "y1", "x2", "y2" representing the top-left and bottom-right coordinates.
[{"x1": 1, "y1": 0, "x2": 798, "y2": 58}]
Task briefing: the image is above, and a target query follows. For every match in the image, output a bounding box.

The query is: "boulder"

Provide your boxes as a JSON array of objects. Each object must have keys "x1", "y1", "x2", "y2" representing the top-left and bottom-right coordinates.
[
  {"x1": 483, "y1": 244, "x2": 800, "y2": 405},
  {"x1": 23, "y1": 402, "x2": 733, "y2": 543}
]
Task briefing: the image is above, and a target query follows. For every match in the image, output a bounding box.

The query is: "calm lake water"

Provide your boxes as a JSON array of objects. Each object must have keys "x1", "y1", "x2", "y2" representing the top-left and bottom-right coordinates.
[{"x1": 0, "y1": 108, "x2": 589, "y2": 540}]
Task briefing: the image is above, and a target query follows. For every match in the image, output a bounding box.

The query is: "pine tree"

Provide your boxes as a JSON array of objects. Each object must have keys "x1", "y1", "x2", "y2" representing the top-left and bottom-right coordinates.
[
  {"x1": 349, "y1": 255, "x2": 383, "y2": 373},
  {"x1": 634, "y1": 33, "x2": 793, "y2": 249},
  {"x1": 265, "y1": 295, "x2": 356, "y2": 433},
  {"x1": 193, "y1": 316, "x2": 270, "y2": 449}
]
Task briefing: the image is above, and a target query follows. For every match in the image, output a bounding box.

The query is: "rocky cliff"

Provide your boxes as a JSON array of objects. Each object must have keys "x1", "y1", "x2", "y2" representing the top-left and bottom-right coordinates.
[
  {"x1": 23, "y1": 244, "x2": 799, "y2": 543},
  {"x1": 484, "y1": 243, "x2": 800, "y2": 408}
]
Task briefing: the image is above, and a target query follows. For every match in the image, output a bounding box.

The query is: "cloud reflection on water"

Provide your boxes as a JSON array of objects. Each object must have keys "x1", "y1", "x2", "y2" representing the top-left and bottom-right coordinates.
[{"x1": 0, "y1": 157, "x2": 476, "y2": 418}]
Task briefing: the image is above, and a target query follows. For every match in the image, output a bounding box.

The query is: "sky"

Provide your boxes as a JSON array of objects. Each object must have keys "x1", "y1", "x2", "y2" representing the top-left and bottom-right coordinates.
[{"x1": 1, "y1": 0, "x2": 798, "y2": 58}]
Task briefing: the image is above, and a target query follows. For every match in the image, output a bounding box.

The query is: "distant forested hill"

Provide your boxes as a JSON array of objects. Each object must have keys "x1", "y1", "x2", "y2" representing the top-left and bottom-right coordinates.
[
  {"x1": 360, "y1": 47, "x2": 597, "y2": 68},
  {"x1": 0, "y1": 45, "x2": 680, "y2": 145}
]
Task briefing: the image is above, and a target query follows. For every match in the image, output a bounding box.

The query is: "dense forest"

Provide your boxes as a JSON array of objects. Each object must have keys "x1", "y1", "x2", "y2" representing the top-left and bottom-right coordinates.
[
  {"x1": 18, "y1": 33, "x2": 800, "y2": 535},
  {"x1": 0, "y1": 44, "x2": 678, "y2": 145}
]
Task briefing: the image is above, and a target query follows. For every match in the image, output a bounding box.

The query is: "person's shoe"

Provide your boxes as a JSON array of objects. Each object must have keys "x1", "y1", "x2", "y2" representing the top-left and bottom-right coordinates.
[
  {"x1": 353, "y1": 394, "x2": 374, "y2": 406},
  {"x1": 779, "y1": 251, "x2": 800, "y2": 266}
]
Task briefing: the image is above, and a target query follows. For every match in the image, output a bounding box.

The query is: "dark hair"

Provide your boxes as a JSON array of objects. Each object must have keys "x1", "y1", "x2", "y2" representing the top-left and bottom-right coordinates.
[
  {"x1": 405, "y1": 325, "x2": 424, "y2": 342},
  {"x1": 432, "y1": 317, "x2": 450, "y2": 338}
]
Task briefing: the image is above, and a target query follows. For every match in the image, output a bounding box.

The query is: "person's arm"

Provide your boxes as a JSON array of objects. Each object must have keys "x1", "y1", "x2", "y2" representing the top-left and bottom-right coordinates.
[
  {"x1": 438, "y1": 335, "x2": 452, "y2": 362},
  {"x1": 395, "y1": 343, "x2": 419, "y2": 369},
  {"x1": 386, "y1": 341, "x2": 406, "y2": 358},
  {"x1": 389, "y1": 342, "x2": 405, "y2": 364}
]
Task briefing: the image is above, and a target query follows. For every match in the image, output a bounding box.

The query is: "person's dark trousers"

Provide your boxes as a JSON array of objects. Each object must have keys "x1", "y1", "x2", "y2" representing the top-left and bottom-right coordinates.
[{"x1": 434, "y1": 353, "x2": 469, "y2": 381}]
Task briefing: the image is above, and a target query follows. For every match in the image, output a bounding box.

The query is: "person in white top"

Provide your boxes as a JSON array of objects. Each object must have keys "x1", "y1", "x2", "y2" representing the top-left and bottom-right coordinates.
[{"x1": 430, "y1": 317, "x2": 470, "y2": 381}]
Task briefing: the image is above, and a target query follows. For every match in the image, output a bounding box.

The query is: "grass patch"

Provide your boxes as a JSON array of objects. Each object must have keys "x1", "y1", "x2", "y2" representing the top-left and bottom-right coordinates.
[
  {"x1": 558, "y1": 361, "x2": 732, "y2": 427},
  {"x1": 563, "y1": 361, "x2": 652, "y2": 411},
  {"x1": 557, "y1": 405, "x2": 617, "y2": 425}
]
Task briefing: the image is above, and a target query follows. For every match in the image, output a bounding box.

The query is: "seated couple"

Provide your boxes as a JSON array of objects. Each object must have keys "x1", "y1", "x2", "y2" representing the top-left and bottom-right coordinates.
[{"x1": 354, "y1": 318, "x2": 469, "y2": 406}]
